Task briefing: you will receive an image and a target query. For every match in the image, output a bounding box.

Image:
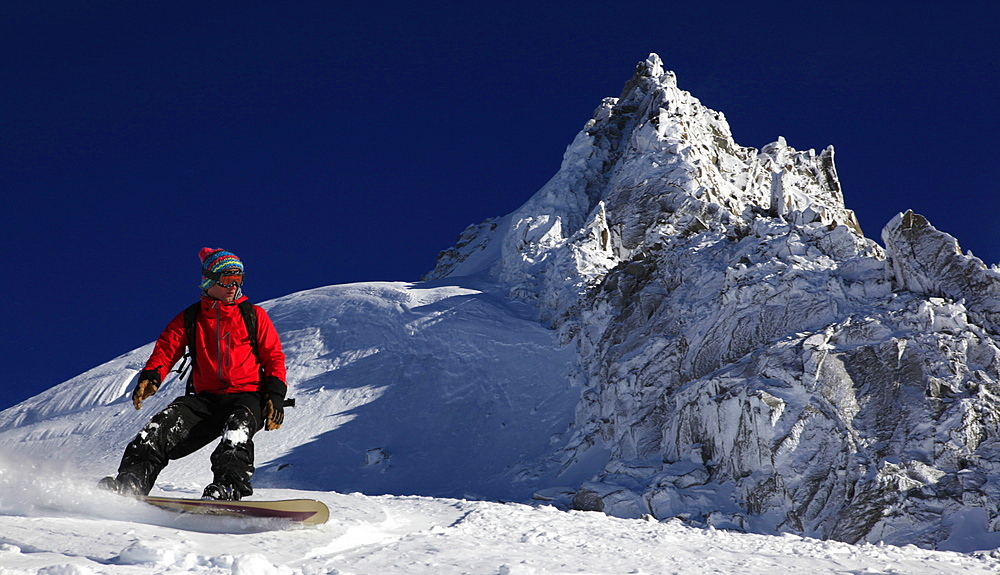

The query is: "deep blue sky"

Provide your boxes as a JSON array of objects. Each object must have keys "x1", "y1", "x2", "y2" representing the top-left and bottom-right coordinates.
[{"x1": 3, "y1": 2, "x2": 997, "y2": 410}]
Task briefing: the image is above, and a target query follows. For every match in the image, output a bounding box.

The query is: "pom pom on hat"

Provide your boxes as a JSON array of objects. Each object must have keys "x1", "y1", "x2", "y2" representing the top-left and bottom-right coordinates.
[
  {"x1": 198, "y1": 247, "x2": 221, "y2": 262},
  {"x1": 199, "y1": 247, "x2": 244, "y2": 291}
]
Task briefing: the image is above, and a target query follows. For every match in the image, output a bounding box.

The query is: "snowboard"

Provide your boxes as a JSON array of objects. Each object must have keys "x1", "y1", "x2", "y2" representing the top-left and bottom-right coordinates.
[{"x1": 142, "y1": 495, "x2": 330, "y2": 525}]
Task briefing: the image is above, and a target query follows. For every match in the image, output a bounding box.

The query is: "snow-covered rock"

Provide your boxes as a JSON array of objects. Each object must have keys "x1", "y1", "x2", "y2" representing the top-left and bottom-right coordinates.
[
  {"x1": 429, "y1": 53, "x2": 1000, "y2": 548},
  {"x1": 883, "y1": 209, "x2": 1000, "y2": 334}
]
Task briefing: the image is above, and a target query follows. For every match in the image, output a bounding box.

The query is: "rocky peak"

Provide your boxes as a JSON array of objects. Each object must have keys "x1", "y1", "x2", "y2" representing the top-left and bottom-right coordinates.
[
  {"x1": 430, "y1": 54, "x2": 865, "y2": 329},
  {"x1": 430, "y1": 54, "x2": 1000, "y2": 548}
]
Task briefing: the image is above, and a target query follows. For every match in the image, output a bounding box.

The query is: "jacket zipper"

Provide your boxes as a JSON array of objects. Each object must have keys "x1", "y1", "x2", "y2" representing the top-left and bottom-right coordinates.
[{"x1": 213, "y1": 300, "x2": 229, "y2": 390}]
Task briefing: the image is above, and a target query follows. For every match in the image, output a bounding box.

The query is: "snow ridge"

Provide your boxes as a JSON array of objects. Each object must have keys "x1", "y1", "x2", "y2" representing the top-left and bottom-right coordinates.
[{"x1": 0, "y1": 280, "x2": 579, "y2": 502}]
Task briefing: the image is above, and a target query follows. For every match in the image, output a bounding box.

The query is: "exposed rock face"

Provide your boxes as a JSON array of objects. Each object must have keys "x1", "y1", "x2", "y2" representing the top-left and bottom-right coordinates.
[
  {"x1": 883, "y1": 210, "x2": 1000, "y2": 334},
  {"x1": 430, "y1": 54, "x2": 1000, "y2": 547}
]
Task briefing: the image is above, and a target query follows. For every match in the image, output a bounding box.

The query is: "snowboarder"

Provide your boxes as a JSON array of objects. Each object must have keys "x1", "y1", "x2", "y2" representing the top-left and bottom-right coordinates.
[{"x1": 99, "y1": 248, "x2": 287, "y2": 501}]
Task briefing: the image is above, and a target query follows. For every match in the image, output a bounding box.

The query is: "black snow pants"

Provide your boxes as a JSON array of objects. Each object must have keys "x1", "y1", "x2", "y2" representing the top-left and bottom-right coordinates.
[{"x1": 115, "y1": 392, "x2": 263, "y2": 497}]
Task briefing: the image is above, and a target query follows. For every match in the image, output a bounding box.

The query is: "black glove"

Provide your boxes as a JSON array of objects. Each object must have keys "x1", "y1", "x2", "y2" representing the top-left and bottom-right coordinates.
[
  {"x1": 262, "y1": 376, "x2": 287, "y2": 431},
  {"x1": 132, "y1": 369, "x2": 162, "y2": 410}
]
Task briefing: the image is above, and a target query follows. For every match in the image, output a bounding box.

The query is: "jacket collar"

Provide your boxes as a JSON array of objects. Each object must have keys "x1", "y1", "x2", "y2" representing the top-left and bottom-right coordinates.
[{"x1": 200, "y1": 293, "x2": 249, "y2": 306}]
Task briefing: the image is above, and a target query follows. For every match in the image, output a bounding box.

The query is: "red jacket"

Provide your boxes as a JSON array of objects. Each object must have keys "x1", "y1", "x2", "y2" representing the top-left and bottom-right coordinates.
[{"x1": 144, "y1": 295, "x2": 287, "y2": 395}]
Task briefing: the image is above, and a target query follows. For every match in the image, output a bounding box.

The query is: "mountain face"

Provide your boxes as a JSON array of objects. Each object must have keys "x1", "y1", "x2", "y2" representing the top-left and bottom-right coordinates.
[
  {"x1": 428, "y1": 54, "x2": 1000, "y2": 547},
  {"x1": 3, "y1": 54, "x2": 1000, "y2": 550}
]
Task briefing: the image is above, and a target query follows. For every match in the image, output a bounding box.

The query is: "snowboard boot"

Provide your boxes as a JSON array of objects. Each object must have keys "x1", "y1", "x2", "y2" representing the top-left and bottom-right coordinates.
[
  {"x1": 201, "y1": 482, "x2": 242, "y2": 501},
  {"x1": 98, "y1": 473, "x2": 144, "y2": 497}
]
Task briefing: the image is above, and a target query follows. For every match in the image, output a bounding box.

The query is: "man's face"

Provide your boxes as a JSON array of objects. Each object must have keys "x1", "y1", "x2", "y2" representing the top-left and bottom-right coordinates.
[
  {"x1": 206, "y1": 282, "x2": 240, "y2": 303},
  {"x1": 206, "y1": 268, "x2": 243, "y2": 303}
]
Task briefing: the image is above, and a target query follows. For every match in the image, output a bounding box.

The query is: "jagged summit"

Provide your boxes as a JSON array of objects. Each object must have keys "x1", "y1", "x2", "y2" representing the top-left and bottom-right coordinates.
[{"x1": 428, "y1": 53, "x2": 864, "y2": 325}]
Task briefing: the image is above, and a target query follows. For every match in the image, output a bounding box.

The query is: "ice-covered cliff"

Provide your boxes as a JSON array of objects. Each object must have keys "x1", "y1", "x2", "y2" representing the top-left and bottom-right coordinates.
[{"x1": 429, "y1": 54, "x2": 1000, "y2": 548}]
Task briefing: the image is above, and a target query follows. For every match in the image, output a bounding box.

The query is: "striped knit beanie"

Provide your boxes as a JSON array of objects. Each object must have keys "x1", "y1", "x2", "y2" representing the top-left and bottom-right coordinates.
[{"x1": 199, "y1": 247, "x2": 244, "y2": 291}]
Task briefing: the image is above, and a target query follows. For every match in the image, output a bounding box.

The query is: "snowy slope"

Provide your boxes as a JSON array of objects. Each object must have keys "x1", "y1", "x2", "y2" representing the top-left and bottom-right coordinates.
[
  {"x1": 5, "y1": 279, "x2": 995, "y2": 573},
  {"x1": 2, "y1": 451, "x2": 999, "y2": 574},
  {"x1": 0, "y1": 279, "x2": 582, "y2": 502}
]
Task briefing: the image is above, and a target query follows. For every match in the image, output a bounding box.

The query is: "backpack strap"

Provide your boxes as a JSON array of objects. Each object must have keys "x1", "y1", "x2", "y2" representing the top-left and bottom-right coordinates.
[
  {"x1": 182, "y1": 302, "x2": 201, "y2": 395},
  {"x1": 237, "y1": 300, "x2": 261, "y2": 363}
]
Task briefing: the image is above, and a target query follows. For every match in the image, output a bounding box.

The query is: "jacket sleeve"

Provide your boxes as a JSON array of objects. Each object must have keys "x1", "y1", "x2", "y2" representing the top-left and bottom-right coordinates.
[
  {"x1": 255, "y1": 306, "x2": 288, "y2": 390},
  {"x1": 143, "y1": 311, "x2": 188, "y2": 382}
]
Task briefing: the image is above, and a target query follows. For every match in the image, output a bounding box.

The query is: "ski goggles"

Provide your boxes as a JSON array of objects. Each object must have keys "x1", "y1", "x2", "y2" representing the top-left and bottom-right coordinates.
[
  {"x1": 204, "y1": 269, "x2": 245, "y2": 288},
  {"x1": 216, "y1": 273, "x2": 244, "y2": 288}
]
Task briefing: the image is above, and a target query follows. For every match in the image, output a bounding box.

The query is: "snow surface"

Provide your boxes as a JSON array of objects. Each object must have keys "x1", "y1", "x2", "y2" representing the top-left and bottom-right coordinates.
[
  {"x1": 4, "y1": 53, "x2": 1000, "y2": 572},
  {"x1": 2, "y1": 450, "x2": 999, "y2": 574}
]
